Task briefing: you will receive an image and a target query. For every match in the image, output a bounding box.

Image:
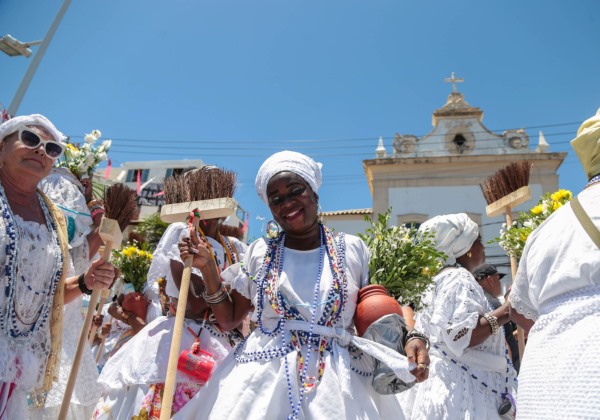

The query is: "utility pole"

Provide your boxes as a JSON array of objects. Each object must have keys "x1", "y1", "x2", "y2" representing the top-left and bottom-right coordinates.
[{"x1": 8, "y1": 0, "x2": 72, "y2": 116}]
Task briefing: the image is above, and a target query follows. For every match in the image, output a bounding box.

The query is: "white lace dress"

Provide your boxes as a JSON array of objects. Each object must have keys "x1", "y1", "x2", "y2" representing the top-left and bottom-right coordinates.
[
  {"x1": 509, "y1": 186, "x2": 600, "y2": 419},
  {"x1": 93, "y1": 224, "x2": 247, "y2": 419},
  {"x1": 402, "y1": 267, "x2": 517, "y2": 419},
  {"x1": 175, "y1": 231, "x2": 416, "y2": 420},
  {"x1": 36, "y1": 172, "x2": 100, "y2": 420},
  {"x1": 0, "y1": 211, "x2": 62, "y2": 419}
]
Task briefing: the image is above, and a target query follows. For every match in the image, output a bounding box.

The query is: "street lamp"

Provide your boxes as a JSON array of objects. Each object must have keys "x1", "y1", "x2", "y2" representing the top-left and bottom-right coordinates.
[
  {"x1": 2, "y1": 0, "x2": 72, "y2": 117},
  {"x1": 0, "y1": 35, "x2": 42, "y2": 58}
]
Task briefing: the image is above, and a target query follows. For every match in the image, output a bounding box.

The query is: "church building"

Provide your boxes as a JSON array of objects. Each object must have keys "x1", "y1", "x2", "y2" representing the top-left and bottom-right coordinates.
[{"x1": 322, "y1": 73, "x2": 567, "y2": 273}]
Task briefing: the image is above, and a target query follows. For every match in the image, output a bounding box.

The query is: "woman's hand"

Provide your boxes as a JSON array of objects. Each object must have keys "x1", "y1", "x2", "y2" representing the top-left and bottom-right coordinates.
[
  {"x1": 99, "y1": 322, "x2": 112, "y2": 338},
  {"x1": 83, "y1": 258, "x2": 115, "y2": 291},
  {"x1": 178, "y1": 227, "x2": 216, "y2": 272},
  {"x1": 405, "y1": 338, "x2": 430, "y2": 382}
]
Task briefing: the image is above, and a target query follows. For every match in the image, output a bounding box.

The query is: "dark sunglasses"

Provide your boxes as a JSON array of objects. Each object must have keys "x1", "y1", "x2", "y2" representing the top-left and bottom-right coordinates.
[{"x1": 17, "y1": 126, "x2": 65, "y2": 159}]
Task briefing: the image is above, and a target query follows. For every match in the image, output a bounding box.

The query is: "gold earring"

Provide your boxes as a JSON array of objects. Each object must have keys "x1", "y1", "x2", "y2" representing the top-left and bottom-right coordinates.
[{"x1": 467, "y1": 252, "x2": 472, "y2": 258}]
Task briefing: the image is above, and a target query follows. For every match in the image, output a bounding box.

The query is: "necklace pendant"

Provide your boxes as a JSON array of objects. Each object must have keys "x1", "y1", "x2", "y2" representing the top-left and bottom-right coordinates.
[{"x1": 498, "y1": 398, "x2": 512, "y2": 415}]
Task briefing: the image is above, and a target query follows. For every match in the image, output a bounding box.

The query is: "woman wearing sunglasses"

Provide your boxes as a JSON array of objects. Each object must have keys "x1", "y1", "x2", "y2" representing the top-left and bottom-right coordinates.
[{"x1": 0, "y1": 114, "x2": 115, "y2": 419}]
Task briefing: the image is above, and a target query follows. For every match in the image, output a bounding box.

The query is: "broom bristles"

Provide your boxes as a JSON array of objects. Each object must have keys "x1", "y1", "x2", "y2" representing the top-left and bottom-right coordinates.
[
  {"x1": 103, "y1": 183, "x2": 140, "y2": 231},
  {"x1": 481, "y1": 161, "x2": 532, "y2": 205},
  {"x1": 163, "y1": 166, "x2": 237, "y2": 205}
]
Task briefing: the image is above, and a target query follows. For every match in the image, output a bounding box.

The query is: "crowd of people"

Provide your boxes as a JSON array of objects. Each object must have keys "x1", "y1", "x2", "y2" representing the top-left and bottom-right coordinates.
[{"x1": 0, "y1": 108, "x2": 598, "y2": 419}]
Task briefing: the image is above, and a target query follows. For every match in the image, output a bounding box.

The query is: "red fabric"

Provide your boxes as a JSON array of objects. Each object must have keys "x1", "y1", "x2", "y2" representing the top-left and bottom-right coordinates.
[
  {"x1": 136, "y1": 170, "x2": 141, "y2": 194},
  {"x1": 0, "y1": 382, "x2": 16, "y2": 419},
  {"x1": 104, "y1": 159, "x2": 112, "y2": 179}
]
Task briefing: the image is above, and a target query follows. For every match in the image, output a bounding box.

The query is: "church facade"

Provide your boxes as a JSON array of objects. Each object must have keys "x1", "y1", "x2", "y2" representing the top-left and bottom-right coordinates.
[{"x1": 322, "y1": 74, "x2": 566, "y2": 274}]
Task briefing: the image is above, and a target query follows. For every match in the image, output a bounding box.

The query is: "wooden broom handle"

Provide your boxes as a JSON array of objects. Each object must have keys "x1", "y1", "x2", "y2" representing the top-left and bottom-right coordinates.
[
  {"x1": 504, "y1": 211, "x2": 526, "y2": 359},
  {"x1": 58, "y1": 242, "x2": 113, "y2": 420},
  {"x1": 88, "y1": 289, "x2": 111, "y2": 345},
  {"x1": 95, "y1": 281, "x2": 125, "y2": 364},
  {"x1": 160, "y1": 220, "x2": 198, "y2": 420}
]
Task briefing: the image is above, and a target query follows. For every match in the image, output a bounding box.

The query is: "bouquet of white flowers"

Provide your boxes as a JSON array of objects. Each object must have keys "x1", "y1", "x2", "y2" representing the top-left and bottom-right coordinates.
[{"x1": 58, "y1": 129, "x2": 111, "y2": 179}]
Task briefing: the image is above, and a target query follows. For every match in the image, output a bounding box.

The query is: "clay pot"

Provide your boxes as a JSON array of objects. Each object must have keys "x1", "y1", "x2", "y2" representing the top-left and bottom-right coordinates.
[
  {"x1": 354, "y1": 284, "x2": 403, "y2": 337},
  {"x1": 122, "y1": 292, "x2": 148, "y2": 321}
]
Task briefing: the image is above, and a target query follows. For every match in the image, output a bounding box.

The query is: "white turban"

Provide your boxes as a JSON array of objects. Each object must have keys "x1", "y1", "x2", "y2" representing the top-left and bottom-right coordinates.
[
  {"x1": 418, "y1": 213, "x2": 479, "y2": 265},
  {"x1": 255, "y1": 151, "x2": 323, "y2": 204},
  {"x1": 0, "y1": 114, "x2": 66, "y2": 144}
]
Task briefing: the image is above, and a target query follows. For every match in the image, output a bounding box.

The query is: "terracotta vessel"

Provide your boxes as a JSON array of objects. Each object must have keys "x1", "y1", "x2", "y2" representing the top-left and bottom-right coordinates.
[{"x1": 354, "y1": 284, "x2": 403, "y2": 336}]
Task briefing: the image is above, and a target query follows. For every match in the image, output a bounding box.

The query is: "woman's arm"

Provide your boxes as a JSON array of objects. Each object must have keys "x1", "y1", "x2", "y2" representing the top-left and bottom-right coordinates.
[
  {"x1": 63, "y1": 258, "x2": 114, "y2": 304},
  {"x1": 468, "y1": 300, "x2": 511, "y2": 347},
  {"x1": 509, "y1": 305, "x2": 534, "y2": 334},
  {"x1": 179, "y1": 234, "x2": 252, "y2": 331}
]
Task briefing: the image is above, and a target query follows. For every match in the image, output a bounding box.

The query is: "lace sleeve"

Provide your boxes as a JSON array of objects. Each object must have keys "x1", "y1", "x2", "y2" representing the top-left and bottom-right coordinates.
[
  {"x1": 509, "y1": 243, "x2": 538, "y2": 321},
  {"x1": 430, "y1": 268, "x2": 487, "y2": 356},
  {"x1": 39, "y1": 173, "x2": 93, "y2": 250}
]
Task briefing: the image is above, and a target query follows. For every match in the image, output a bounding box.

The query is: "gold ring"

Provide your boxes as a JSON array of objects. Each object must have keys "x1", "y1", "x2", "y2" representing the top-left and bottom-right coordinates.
[{"x1": 417, "y1": 363, "x2": 429, "y2": 369}]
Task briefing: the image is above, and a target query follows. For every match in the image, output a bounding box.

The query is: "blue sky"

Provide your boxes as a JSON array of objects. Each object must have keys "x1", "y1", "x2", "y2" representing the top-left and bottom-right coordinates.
[{"x1": 1, "y1": 1, "x2": 598, "y2": 239}]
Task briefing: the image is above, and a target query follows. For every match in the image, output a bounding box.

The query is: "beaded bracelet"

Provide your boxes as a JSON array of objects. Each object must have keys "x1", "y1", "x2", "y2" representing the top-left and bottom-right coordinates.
[
  {"x1": 87, "y1": 198, "x2": 104, "y2": 209},
  {"x1": 483, "y1": 312, "x2": 500, "y2": 335},
  {"x1": 202, "y1": 285, "x2": 229, "y2": 305},
  {"x1": 405, "y1": 330, "x2": 430, "y2": 350},
  {"x1": 91, "y1": 208, "x2": 105, "y2": 219},
  {"x1": 78, "y1": 273, "x2": 93, "y2": 295}
]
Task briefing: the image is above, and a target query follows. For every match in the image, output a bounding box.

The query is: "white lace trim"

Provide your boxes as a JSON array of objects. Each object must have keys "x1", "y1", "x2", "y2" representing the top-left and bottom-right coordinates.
[
  {"x1": 0, "y1": 216, "x2": 60, "y2": 389},
  {"x1": 509, "y1": 287, "x2": 538, "y2": 321}
]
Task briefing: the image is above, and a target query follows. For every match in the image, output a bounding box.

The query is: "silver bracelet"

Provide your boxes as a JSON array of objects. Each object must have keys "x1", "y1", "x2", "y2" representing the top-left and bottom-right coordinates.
[
  {"x1": 405, "y1": 330, "x2": 430, "y2": 350},
  {"x1": 202, "y1": 285, "x2": 230, "y2": 305},
  {"x1": 483, "y1": 313, "x2": 500, "y2": 335}
]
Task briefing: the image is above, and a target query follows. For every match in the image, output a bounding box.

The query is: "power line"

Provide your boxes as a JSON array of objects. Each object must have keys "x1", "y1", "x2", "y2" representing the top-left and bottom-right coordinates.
[{"x1": 66, "y1": 120, "x2": 581, "y2": 146}]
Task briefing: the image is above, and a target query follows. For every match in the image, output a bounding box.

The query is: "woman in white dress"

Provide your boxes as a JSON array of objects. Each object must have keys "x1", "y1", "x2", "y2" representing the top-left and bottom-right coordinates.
[
  {"x1": 37, "y1": 167, "x2": 105, "y2": 419},
  {"x1": 93, "y1": 168, "x2": 247, "y2": 419},
  {"x1": 509, "y1": 109, "x2": 600, "y2": 419},
  {"x1": 175, "y1": 151, "x2": 429, "y2": 420},
  {"x1": 0, "y1": 115, "x2": 114, "y2": 419},
  {"x1": 403, "y1": 213, "x2": 518, "y2": 419}
]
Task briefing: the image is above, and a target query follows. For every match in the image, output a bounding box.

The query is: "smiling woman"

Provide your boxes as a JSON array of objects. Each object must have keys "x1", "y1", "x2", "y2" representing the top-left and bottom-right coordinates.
[
  {"x1": 0, "y1": 115, "x2": 115, "y2": 419},
  {"x1": 174, "y1": 150, "x2": 430, "y2": 420}
]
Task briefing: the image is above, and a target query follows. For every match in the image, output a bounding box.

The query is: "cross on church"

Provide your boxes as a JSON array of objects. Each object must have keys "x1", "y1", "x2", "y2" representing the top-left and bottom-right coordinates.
[{"x1": 444, "y1": 72, "x2": 464, "y2": 92}]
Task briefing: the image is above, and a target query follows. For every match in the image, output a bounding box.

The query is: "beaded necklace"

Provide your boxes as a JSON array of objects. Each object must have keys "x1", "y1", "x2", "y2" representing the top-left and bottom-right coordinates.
[
  {"x1": 238, "y1": 223, "x2": 348, "y2": 420},
  {"x1": 0, "y1": 184, "x2": 63, "y2": 338},
  {"x1": 585, "y1": 174, "x2": 600, "y2": 189}
]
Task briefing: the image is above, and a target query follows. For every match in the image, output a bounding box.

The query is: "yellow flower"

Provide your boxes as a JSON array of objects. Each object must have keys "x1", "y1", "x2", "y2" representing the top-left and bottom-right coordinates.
[
  {"x1": 530, "y1": 205, "x2": 543, "y2": 215},
  {"x1": 122, "y1": 246, "x2": 137, "y2": 258},
  {"x1": 552, "y1": 201, "x2": 562, "y2": 211},
  {"x1": 551, "y1": 189, "x2": 572, "y2": 202}
]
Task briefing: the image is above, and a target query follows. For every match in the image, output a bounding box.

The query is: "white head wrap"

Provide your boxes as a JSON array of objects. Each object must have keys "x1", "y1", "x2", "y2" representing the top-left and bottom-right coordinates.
[
  {"x1": 255, "y1": 151, "x2": 323, "y2": 204},
  {"x1": 571, "y1": 107, "x2": 600, "y2": 179},
  {"x1": 0, "y1": 114, "x2": 67, "y2": 144},
  {"x1": 418, "y1": 213, "x2": 479, "y2": 265}
]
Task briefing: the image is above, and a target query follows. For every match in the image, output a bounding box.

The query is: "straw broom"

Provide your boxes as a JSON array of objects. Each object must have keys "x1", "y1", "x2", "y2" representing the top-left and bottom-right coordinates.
[
  {"x1": 159, "y1": 168, "x2": 236, "y2": 420},
  {"x1": 59, "y1": 183, "x2": 139, "y2": 420},
  {"x1": 481, "y1": 161, "x2": 532, "y2": 359}
]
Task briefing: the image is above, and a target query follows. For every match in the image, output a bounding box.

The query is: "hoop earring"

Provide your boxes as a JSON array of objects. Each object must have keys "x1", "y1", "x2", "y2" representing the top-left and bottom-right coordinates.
[
  {"x1": 466, "y1": 252, "x2": 472, "y2": 258},
  {"x1": 266, "y1": 220, "x2": 281, "y2": 239}
]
